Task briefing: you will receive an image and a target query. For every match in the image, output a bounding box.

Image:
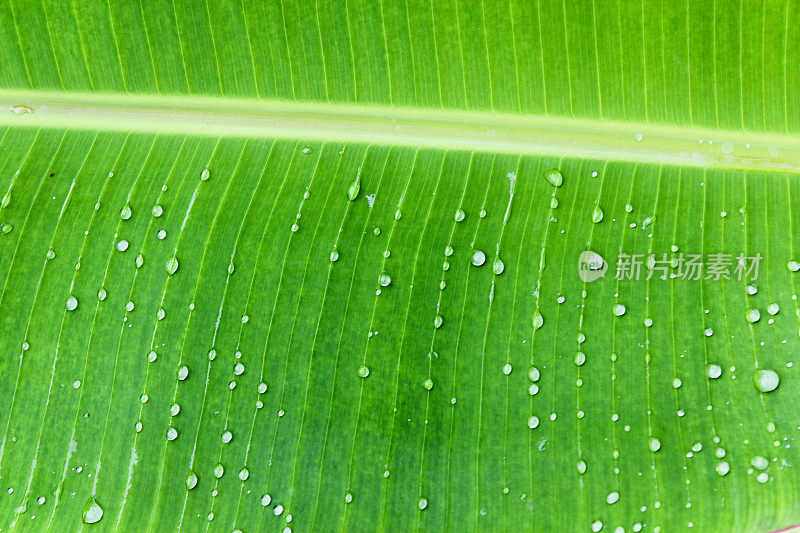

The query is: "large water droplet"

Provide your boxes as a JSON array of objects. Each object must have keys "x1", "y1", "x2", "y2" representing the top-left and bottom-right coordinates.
[
  {"x1": 347, "y1": 170, "x2": 361, "y2": 201},
  {"x1": 648, "y1": 437, "x2": 661, "y2": 452},
  {"x1": 82, "y1": 498, "x2": 104, "y2": 524},
  {"x1": 471, "y1": 250, "x2": 486, "y2": 266},
  {"x1": 492, "y1": 255, "x2": 505, "y2": 275},
  {"x1": 379, "y1": 274, "x2": 391, "y2": 287},
  {"x1": 706, "y1": 364, "x2": 722, "y2": 379},
  {"x1": 186, "y1": 471, "x2": 198, "y2": 490},
  {"x1": 754, "y1": 369, "x2": 780, "y2": 392},
  {"x1": 166, "y1": 256, "x2": 179, "y2": 275},
  {"x1": 544, "y1": 169, "x2": 563, "y2": 187},
  {"x1": 532, "y1": 309, "x2": 543, "y2": 331},
  {"x1": 746, "y1": 308, "x2": 760, "y2": 323},
  {"x1": 613, "y1": 304, "x2": 626, "y2": 316}
]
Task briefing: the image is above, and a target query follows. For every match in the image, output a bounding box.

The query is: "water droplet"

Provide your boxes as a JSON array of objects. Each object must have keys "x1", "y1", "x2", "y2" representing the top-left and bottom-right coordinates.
[
  {"x1": 577, "y1": 460, "x2": 587, "y2": 474},
  {"x1": 502, "y1": 363, "x2": 512, "y2": 375},
  {"x1": 706, "y1": 364, "x2": 722, "y2": 379},
  {"x1": 166, "y1": 427, "x2": 178, "y2": 441},
  {"x1": 347, "y1": 170, "x2": 361, "y2": 201},
  {"x1": 789, "y1": 261, "x2": 800, "y2": 272},
  {"x1": 528, "y1": 416, "x2": 539, "y2": 429},
  {"x1": 649, "y1": 437, "x2": 661, "y2": 452},
  {"x1": 479, "y1": 209, "x2": 487, "y2": 218},
  {"x1": 222, "y1": 431, "x2": 232, "y2": 443},
  {"x1": 746, "y1": 308, "x2": 760, "y2": 323},
  {"x1": 672, "y1": 378, "x2": 682, "y2": 389},
  {"x1": 379, "y1": 274, "x2": 391, "y2": 287},
  {"x1": 606, "y1": 491, "x2": 619, "y2": 505},
  {"x1": 186, "y1": 471, "x2": 198, "y2": 490},
  {"x1": 345, "y1": 492, "x2": 353, "y2": 504},
  {"x1": 301, "y1": 146, "x2": 312, "y2": 155},
  {"x1": 82, "y1": 497, "x2": 103, "y2": 524},
  {"x1": 157, "y1": 229, "x2": 167, "y2": 240},
  {"x1": 148, "y1": 351, "x2": 157, "y2": 363},
  {"x1": 0, "y1": 193, "x2": 9, "y2": 208},
  {"x1": 170, "y1": 403, "x2": 180, "y2": 416},
  {"x1": 116, "y1": 239, "x2": 129, "y2": 252},
  {"x1": 261, "y1": 494, "x2": 272, "y2": 506},
  {"x1": 291, "y1": 223, "x2": 299, "y2": 232},
  {"x1": 120, "y1": 205, "x2": 132, "y2": 220},
  {"x1": 492, "y1": 255, "x2": 505, "y2": 275},
  {"x1": 10, "y1": 104, "x2": 33, "y2": 115},
  {"x1": 418, "y1": 498, "x2": 428, "y2": 510},
  {"x1": 757, "y1": 472, "x2": 770, "y2": 483},
  {"x1": 66, "y1": 296, "x2": 78, "y2": 311},
  {"x1": 471, "y1": 250, "x2": 486, "y2": 266},
  {"x1": 394, "y1": 209, "x2": 402, "y2": 220},
  {"x1": 423, "y1": 378, "x2": 434, "y2": 391},
  {"x1": 258, "y1": 382, "x2": 268, "y2": 394},
  {"x1": 767, "y1": 303, "x2": 780, "y2": 315},
  {"x1": 751, "y1": 455, "x2": 769, "y2": 470},
  {"x1": 754, "y1": 369, "x2": 780, "y2": 392},
  {"x1": 591, "y1": 207, "x2": 604, "y2": 224},
  {"x1": 454, "y1": 209, "x2": 465, "y2": 222},
  {"x1": 434, "y1": 315, "x2": 443, "y2": 329},
  {"x1": 73, "y1": 380, "x2": 81, "y2": 389},
  {"x1": 177, "y1": 365, "x2": 189, "y2": 381},
  {"x1": 273, "y1": 504, "x2": 284, "y2": 515},
  {"x1": 544, "y1": 169, "x2": 563, "y2": 187},
  {"x1": 613, "y1": 304, "x2": 626, "y2": 316},
  {"x1": 330, "y1": 251, "x2": 339, "y2": 262},
  {"x1": 238, "y1": 467, "x2": 249, "y2": 481},
  {"x1": 213, "y1": 463, "x2": 224, "y2": 478},
  {"x1": 532, "y1": 309, "x2": 544, "y2": 331},
  {"x1": 573, "y1": 352, "x2": 586, "y2": 366},
  {"x1": 201, "y1": 168, "x2": 210, "y2": 181},
  {"x1": 357, "y1": 365, "x2": 370, "y2": 378},
  {"x1": 716, "y1": 461, "x2": 730, "y2": 476},
  {"x1": 166, "y1": 256, "x2": 179, "y2": 275},
  {"x1": 591, "y1": 521, "x2": 603, "y2": 532},
  {"x1": 550, "y1": 197, "x2": 559, "y2": 209},
  {"x1": 152, "y1": 204, "x2": 163, "y2": 217}
]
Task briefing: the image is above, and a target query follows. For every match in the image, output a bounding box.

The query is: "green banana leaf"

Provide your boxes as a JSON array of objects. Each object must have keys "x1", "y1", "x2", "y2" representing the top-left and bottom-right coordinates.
[{"x1": 0, "y1": 1, "x2": 799, "y2": 531}]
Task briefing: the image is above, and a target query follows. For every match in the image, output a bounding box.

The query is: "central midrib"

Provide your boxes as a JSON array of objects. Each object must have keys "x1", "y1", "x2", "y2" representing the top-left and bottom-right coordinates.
[{"x1": 2, "y1": 89, "x2": 800, "y2": 173}]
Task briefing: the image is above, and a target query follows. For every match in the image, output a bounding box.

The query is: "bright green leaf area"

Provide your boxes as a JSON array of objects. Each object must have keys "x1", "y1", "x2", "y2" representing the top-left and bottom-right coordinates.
[{"x1": 0, "y1": 1, "x2": 799, "y2": 532}]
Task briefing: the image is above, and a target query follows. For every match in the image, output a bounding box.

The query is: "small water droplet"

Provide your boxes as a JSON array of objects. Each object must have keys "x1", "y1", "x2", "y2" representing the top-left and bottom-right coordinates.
[
  {"x1": 330, "y1": 250, "x2": 339, "y2": 262},
  {"x1": 177, "y1": 365, "x2": 189, "y2": 381},
  {"x1": 716, "y1": 461, "x2": 730, "y2": 476},
  {"x1": 120, "y1": 205, "x2": 132, "y2": 220},
  {"x1": 606, "y1": 491, "x2": 619, "y2": 505},
  {"x1": 434, "y1": 315, "x2": 443, "y2": 329},
  {"x1": 706, "y1": 364, "x2": 722, "y2": 379},
  {"x1": 746, "y1": 308, "x2": 760, "y2": 323},
  {"x1": 116, "y1": 239, "x2": 129, "y2": 252},
  {"x1": 528, "y1": 416, "x2": 539, "y2": 429},
  {"x1": 532, "y1": 309, "x2": 544, "y2": 331},
  {"x1": 166, "y1": 427, "x2": 178, "y2": 441},
  {"x1": 66, "y1": 296, "x2": 78, "y2": 311},
  {"x1": 213, "y1": 463, "x2": 224, "y2": 478},
  {"x1": 201, "y1": 168, "x2": 211, "y2": 181},
  {"x1": 591, "y1": 207, "x2": 604, "y2": 224},
  {"x1": 423, "y1": 378, "x2": 434, "y2": 391},
  {"x1": 238, "y1": 467, "x2": 249, "y2": 481},
  {"x1": 767, "y1": 303, "x2": 780, "y2": 315},
  {"x1": 261, "y1": 494, "x2": 272, "y2": 506},
  {"x1": 471, "y1": 250, "x2": 485, "y2": 266},
  {"x1": 613, "y1": 304, "x2": 626, "y2": 316},
  {"x1": 788, "y1": 261, "x2": 800, "y2": 272},
  {"x1": 502, "y1": 363, "x2": 512, "y2": 375},
  {"x1": 418, "y1": 498, "x2": 428, "y2": 510},
  {"x1": 379, "y1": 274, "x2": 391, "y2": 287},
  {"x1": 454, "y1": 209, "x2": 465, "y2": 222},
  {"x1": 357, "y1": 365, "x2": 370, "y2": 378},
  {"x1": 152, "y1": 204, "x2": 163, "y2": 217}
]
